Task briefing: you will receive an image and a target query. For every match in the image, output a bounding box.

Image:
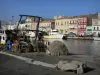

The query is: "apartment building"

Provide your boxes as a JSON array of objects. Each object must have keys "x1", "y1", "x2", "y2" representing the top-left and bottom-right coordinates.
[
  {"x1": 77, "y1": 17, "x2": 88, "y2": 36},
  {"x1": 68, "y1": 17, "x2": 79, "y2": 35},
  {"x1": 54, "y1": 15, "x2": 87, "y2": 35},
  {"x1": 92, "y1": 19, "x2": 100, "y2": 36},
  {"x1": 25, "y1": 17, "x2": 55, "y2": 32},
  {"x1": 54, "y1": 16, "x2": 70, "y2": 34}
]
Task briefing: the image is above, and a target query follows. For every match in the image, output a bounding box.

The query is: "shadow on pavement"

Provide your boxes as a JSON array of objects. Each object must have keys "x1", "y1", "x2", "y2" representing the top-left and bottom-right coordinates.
[
  {"x1": 68, "y1": 53, "x2": 84, "y2": 55},
  {"x1": 84, "y1": 67, "x2": 95, "y2": 73}
]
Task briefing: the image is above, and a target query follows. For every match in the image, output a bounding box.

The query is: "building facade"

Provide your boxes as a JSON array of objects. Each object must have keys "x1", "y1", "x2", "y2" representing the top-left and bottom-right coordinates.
[
  {"x1": 77, "y1": 17, "x2": 88, "y2": 36},
  {"x1": 86, "y1": 26, "x2": 93, "y2": 35},
  {"x1": 55, "y1": 18, "x2": 69, "y2": 34},
  {"x1": 68, "y1": 17, "x2": 78, "y2": 35},
  {"x1": 55, "y1": 16, "x2": 87, "y2": 35},
  {"x1": 39, "y1": 20, "x2": 55, "y2": 32},
  {"x1": 54, "y1": 16, "x2": 70, "y2": 34},
  {"x1": 92, "y1": 19, "x2": 100, "y2": 36}
]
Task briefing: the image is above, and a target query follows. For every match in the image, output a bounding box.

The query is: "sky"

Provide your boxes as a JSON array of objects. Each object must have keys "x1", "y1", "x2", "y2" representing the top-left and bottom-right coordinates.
[{"x1": 0, "y1": 0, "x2": 100, "y2": 22}]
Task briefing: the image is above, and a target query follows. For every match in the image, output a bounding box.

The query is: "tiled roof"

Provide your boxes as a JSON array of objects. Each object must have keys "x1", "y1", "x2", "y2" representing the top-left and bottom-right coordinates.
[
  {"x1": 55, "y1": 16, "x2": 87, "y2": 20},
  {"x1": 55, "y1": 13, "x2": 98, "y2": 20},
  {"x1": 40, "y1": 20, "x2": 54, "y2": 23}
]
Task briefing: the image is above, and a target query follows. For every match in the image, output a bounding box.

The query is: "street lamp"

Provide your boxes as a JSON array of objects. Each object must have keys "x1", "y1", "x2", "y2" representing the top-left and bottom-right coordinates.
[{"x1": 9, "y1": 16, "x2": 14, "y2": 30}]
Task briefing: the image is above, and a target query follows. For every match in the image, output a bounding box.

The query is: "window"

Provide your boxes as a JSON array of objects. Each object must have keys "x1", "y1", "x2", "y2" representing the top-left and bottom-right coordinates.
[
  {"x1": 70, "y1": 21, "x2": 71, "y2": 24},
  {"x1": 73, "y1": 20, "x2": 74, "y2": 24},
  {"x1": 84, "y1": 21, "x2": 87, "y2": 24},
  {"x1": 97, "y1": 27, "x2": 99, "y2": 30},
  {"x1": 84, "y1": 25, "x2": 86, "y2": 28},
  {"x1": 67, "y1": 21, "x2": 69, "y2": 24},
  {"x1": 81, "y1": 20, "x2": 83, "y2": 24},
  {"x1": 61, "y1": 22, "x2": 63, "y2": 25},
  {"x1": 74, "y1": 20, "x2": 76, "y2": 24},
  {"x1": 77, "y1": 20, "x2": 80, "y2": 24},
  {"x1": 58, "y1": 22, "x2": 59, "y2": 25},
  {"x1": 49, "y1": 24, "x2": 51, "y2": 27},
  {"x1": 94, "y1": 27, "x2": 95, "y2": 30},
  {"x1": 76, "y1": 20, "x2": 78, "y2": 24},
  {"x1": 56, "y1": 22, "x2": 57, "y2": 25},
  {"x1": 65, "y1": 21, "x2": 66, "y2": 25}
]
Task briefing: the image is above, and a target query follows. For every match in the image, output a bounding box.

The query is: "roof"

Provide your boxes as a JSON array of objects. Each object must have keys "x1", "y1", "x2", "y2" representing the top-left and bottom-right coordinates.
[
  {"x1": 40, "y1": 20, "x2": 54, "y2": 23},
  {"x1": 42, "y1": 18, "x2": 53, "y2": 20},
  {"x1": 55, "y1": 16, "x2": 87, "y2": 20},
  {"x1": 55, "y1": 13, "x2": 98, "y2": 20}
]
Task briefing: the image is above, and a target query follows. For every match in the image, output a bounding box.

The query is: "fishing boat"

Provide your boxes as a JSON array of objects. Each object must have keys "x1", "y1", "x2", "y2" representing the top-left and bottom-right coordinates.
[{"x1": 43, "y1": 29, "x2": 64, "y2": 39}]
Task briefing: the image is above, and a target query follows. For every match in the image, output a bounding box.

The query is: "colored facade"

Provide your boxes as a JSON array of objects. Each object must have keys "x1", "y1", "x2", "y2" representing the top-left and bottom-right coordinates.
[
  {"x1": 55, "y1": 17, "x2": 70, "y2": 34},
  {"x1": 68, "y1": 18, "x2": 78, "y2": 35},
  {"x1": 55, "y1": 16, "x2": 88, "y2": 35},
  {"x1": 77, "y1": 17, "x2": 88, "y2": 36},
  {"x1": 86, "y1": 26, "x2": 93, "y2": 35}
]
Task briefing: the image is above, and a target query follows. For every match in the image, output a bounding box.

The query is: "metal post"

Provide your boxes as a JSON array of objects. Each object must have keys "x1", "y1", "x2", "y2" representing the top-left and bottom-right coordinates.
[
  {"x1": 9, "y1": 16, "x2": 14, "y2": 30},
  {"x1": 35, "y1": 17, "x2": 41, "y2": 52},
  {"x1": 35, "y1": 17, "x2": 41, "y2": 41},
  {"x1": 10, "y1": 20, "x2": 11, "y2": 30},
  {"x1": 16, "y1": 15, "x2": 22, "y2": 31}
]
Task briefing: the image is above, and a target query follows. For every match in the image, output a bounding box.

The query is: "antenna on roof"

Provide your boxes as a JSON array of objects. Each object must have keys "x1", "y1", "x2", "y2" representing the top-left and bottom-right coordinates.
[{"x1": 93, "y1": 8, "x2": 96, "y2": 14}]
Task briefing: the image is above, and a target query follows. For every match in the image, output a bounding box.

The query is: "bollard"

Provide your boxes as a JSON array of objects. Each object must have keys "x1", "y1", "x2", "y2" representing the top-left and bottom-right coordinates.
[{"x1": 7, "y1": 40, "x2": 12, "y2": 51}]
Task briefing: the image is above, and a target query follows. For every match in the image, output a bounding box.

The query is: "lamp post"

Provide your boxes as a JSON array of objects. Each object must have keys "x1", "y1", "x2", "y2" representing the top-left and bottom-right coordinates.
[{"x1": 9, "y1": 16, "x2": 14, "y2": 30}]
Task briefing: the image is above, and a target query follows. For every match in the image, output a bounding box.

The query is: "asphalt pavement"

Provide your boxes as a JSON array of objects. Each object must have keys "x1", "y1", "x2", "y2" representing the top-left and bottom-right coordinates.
[
  {"x1": 0, "y1": 53, "x2": 100, "y2": 75},
  {"x1": 0, "y1": 54, "x2": 74, "y2": 75}
]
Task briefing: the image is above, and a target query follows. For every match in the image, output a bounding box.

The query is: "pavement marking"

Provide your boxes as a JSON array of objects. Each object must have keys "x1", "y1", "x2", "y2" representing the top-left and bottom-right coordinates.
[{"x1": 0, "y1": 51, "x2": 56, "y2": 68}]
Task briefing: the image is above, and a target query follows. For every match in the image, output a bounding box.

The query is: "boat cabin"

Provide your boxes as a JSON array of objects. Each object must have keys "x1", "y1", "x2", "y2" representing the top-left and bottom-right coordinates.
[{"x1": 49, "y1": 29, "x2": 61, "y2": 35}]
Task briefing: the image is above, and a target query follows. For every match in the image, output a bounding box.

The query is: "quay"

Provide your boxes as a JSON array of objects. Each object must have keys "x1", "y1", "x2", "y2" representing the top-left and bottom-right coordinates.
[{"x1": 67, "y1": 37, "x2": 94, "y2": 40}]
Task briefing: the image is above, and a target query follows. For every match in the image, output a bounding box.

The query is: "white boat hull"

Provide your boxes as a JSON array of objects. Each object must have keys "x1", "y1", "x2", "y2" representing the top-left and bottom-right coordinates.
[
  {"x1": 44, "y1": 29, "x2": 64, "y2": 39},
  {"x1": 43, "y1": 35, "x2": 63, "y2": 39},
  {"x1": 93, "y1": 37, "x2": 100, "y2": 41}
]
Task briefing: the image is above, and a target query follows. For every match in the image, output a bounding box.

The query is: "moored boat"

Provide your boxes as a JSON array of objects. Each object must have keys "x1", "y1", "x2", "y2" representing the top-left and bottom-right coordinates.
[
  {"x1": 43, "y1": 29, "x2": 64, "y2": 39},
  {"x1": 93, "y1": 37, "x2": 100, "y2": 41}
]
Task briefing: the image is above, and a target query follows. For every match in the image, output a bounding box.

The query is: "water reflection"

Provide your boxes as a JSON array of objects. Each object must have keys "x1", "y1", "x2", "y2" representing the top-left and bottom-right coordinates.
[{"x1": 44, "y1": 39, "x2": 100, "y2": 56}]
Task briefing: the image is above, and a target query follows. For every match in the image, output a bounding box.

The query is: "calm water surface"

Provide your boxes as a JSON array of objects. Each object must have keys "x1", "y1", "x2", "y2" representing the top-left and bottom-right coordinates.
[{"x1": 44, "y1": 39, "x2": 100, "y2": 56}]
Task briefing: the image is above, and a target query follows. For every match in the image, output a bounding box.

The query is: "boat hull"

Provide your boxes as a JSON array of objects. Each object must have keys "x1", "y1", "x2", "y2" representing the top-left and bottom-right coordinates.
[
  {"x1": 43, "y1": 35, "x2": 63, "y2": 39},
  {"x1": 93, "y1": 37, "x2": 100, "y2": 41}
]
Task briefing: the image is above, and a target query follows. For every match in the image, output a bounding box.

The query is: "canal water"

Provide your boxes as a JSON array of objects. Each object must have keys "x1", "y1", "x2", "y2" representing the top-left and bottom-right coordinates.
[{"x1": 44, "y1": 39, "x2": 100, "y2": 56}]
